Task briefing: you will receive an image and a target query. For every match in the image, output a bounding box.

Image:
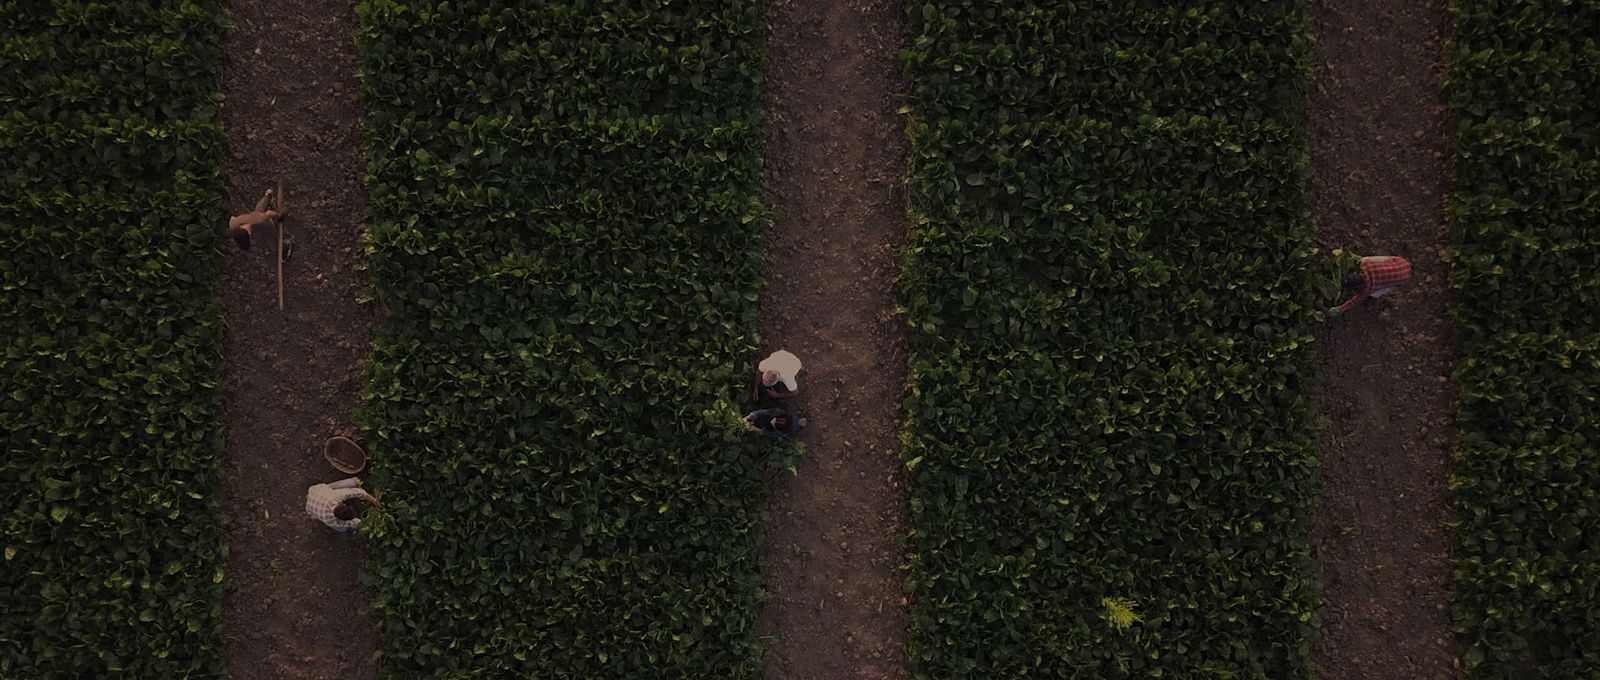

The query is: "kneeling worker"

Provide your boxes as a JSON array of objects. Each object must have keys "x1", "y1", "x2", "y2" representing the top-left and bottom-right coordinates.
[
  {"x1": 227, "y1": 187, "x2": 285, "y2": 251},
  {"x1": 744, "y1": 401, "x2": 800, "y2": 438},
  {"x1": 1328, "y1": 255, "x2": 1412, "y2": 318},
  {"x1": 305, "y1": 477, "x2": 378, "y2": 533}
]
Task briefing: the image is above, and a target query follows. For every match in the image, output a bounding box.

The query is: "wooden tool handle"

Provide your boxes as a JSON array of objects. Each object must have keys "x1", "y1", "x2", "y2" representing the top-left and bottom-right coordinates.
[{"x1": 276, "y1": 181, "x2": 286, "y2": 310}]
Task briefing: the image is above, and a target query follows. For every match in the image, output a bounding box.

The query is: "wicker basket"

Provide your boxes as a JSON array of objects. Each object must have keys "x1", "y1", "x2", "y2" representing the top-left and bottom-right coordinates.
[{"x1": 323, "y1": 436, "x2": 368, "y2": 474}]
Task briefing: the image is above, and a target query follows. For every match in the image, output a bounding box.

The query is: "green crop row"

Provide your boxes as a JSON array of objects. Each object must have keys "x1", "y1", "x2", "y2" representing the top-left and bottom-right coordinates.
[
  {"x1": 901, "y1": 2, "x2": 1319, "y2": 677},
  {"x1": 1447, "y1": 2, "x2": 1600, "y2": 677},
  {"x1": 354, "y1": 1, "x2": 784, "y2": 677},
  {"x1": 0, "y1": 1, "x2": 230, "y2": 678}
]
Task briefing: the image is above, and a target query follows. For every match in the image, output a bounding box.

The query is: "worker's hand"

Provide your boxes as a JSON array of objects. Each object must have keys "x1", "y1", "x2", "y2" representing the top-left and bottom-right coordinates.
[
  {"x1": 1324, "y1": 307, "x2": 1343, "y2": 320},
  {"x1": 362, "y1": 491, "x2": 379, "y2": 506}
]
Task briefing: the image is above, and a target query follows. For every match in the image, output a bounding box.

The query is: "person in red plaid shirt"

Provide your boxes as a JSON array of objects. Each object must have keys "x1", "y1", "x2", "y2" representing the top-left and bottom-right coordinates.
[{"x1": 1328, "y1": 255, "x2": 1412, "y2": 317}]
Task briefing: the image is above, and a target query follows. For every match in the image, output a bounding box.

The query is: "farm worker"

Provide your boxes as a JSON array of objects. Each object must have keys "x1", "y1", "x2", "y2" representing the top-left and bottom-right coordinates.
[
  {"x1": 744, "y1": 401, "x2": 800, "y2": 438},
  {"x1": 754, "y1": 349, "x2": 803, "y2": 403},
  {"x1": 1327, "y1": 255, "x2": 1412, "y2": 318},
  {"x1": 227, "y1": 187, "x2": 284, "y2": 251},
  {"x1": 305, "y1": 477, "x2": 378, "y2": 533}
]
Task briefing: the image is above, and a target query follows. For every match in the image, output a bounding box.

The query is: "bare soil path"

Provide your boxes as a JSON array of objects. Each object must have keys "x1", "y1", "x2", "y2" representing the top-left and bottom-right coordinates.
[
  {"x1": 216, "y1": 2, "x2": 379, "y2": 679},
  {"x1": 756, "y1": 1, "x2": 911, "y2": 678},
  {"x1": 1308, "y1": 1, "x2": 1462, "y2": 678}
]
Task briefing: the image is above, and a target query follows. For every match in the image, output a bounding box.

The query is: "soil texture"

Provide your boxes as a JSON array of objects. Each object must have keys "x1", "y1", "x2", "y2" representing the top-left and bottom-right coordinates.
[
  {"x1": 216, "y1": 2, "x2": 379, "y2": 679},
  {"x1": 755, "y1": 1, "x2": 911, "y2": 678},
  {"x1": 1307, "y1": 1, "x2": 1462, "y2": 678}
]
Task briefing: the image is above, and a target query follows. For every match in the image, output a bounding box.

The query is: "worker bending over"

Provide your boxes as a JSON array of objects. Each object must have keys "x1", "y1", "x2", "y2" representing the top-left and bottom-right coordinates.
[
  {"x1": 305, "y1": 477, "x2": 378, "y2": 533},
  {"x1": 1328, "y1": 255, "x2": 1412, "y2": 318},
  {"x1": 227, "y1": 187, "x2": 284, "y2": 251},
  {"x1": 745, "y1": 401, "x2": 800, "y2": 438},
  {"x1": 753, "y1": 349, "x2": 802, "y2": 403}
]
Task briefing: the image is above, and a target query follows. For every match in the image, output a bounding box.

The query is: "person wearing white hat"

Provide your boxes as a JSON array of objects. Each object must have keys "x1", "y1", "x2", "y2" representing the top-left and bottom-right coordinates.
[{"x1": 753, "y1": 349, "x2": 802, "y2": 404}]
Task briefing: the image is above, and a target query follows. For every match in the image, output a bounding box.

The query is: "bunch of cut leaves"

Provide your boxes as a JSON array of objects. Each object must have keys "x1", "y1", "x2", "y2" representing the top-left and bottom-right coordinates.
[{"x1": 0, "y1": 2, "x2": 230, "y2": 678}]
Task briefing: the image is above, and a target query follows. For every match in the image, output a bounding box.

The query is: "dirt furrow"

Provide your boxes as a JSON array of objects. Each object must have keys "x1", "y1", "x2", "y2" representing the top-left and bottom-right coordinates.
[
  {"x1": 216, "y1": 2, "x2": 379, "y2": 679},
  {"x1": 1307, "y1": 1, "x2": 1462, "y2": 678},
  {"x1": 755, "y1": 1, "x2": 911, "y2": 678}
]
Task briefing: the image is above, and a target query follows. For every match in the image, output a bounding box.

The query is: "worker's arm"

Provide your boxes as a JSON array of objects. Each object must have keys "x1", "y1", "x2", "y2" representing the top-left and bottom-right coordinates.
[
  {"x1": 330, "y1": 488, "x2": 379, "y2": 513},
  {"x1": 753, "y1": 378, "x2": 797, "y2": 401},
  {"x1": 1331, "y1": 260, "x2": 1384, "y2": 315},
  {"x1": 228, "y1": 210, "x2": 281, "y2": 229},
  {"x1": 337, "y1": 487, "x2": 378, "y2": 505},
  {"x1": 329, "y1": 477, "x2": 362, "y2": 490},
  {"x1": 1333, "y1": 290, "x2": 1368, "y2": 314},
  {"x1": 744, "y1": 410, "x2": 777, "y2": 432}
]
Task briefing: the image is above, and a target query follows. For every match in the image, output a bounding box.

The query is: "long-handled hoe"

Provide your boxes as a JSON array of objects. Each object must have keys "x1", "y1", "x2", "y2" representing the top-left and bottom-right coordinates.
[{"x1": 274, "y1": 181, "x2": 287, "y2": 310}]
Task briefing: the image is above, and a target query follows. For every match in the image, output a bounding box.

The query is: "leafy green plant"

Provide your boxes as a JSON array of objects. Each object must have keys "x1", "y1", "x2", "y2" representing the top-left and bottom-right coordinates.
[
  {"x1": 900, "y1": 2, "x2": 1320, "y2": 677},
  {"x1": 354, "y1": 1, "x2": 788, "y2": 677},
  {"x1": 1101, "y1": 597, "x2": 1141, "y2": 632},
  {"x1": 0, "y1": 2, "x2": 230, "y2": 678},
  {"x1": 1447, "y1": 2, "x2": 1600, "y2": 677},
  {"x1": 1310, "y1": 247, "x2": 1363, "y2": 308}
]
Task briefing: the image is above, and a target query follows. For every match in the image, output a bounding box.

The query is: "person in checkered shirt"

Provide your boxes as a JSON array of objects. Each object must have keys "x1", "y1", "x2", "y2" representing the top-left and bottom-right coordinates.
[
  {"x1": 305, "y1": 477, "x2": 378, "y2": 533},
  {"x1": 1328, "y1": 255, "x2": 1412, "y2": 318}
]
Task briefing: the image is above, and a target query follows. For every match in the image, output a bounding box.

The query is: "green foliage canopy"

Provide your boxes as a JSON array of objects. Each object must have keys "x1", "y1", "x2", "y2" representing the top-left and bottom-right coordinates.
[
  {"x1": 355, "y1": 1, "x2": 786, "y2": 677},
  {"x1": 0, "y1": 1, "x2": 230, "y2": 677},
  {"x1": 901, "y1": 2, "x2": 1321, "y2": 677},
  {"x1": 1448, "y1": 2, "x2": 1600, "y2": 677}
]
